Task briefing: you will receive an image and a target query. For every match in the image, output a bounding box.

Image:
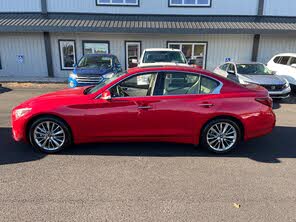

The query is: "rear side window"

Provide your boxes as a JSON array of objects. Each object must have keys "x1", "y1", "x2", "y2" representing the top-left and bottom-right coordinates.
[
  {"x1": 156, "y1": 72, "x2": 220, "y2": 96},
  {"x1": 200, "y1": 76, "x2": 220, "y2": 94},
  {"x1": 290, "y1": 57, "x2": 296, "y2": 65},
  {"x1": 279, "y1": 56, "x2": 290, "y2": 65},
  {"x1": 273, "y1": 56, "x2": 281, "y2": 64}
]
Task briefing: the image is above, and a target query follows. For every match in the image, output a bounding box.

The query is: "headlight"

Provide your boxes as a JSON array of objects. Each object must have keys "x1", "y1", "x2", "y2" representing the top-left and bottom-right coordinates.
[
  {"x1": 284, "y1": 79, "x2": 290, "y2": 88},
  {"x1": 239, "y1": 79, "x2": 250, "y2": 85},
  {"x1": 14, "y1": 108, "x2": 32, "y2": 119},
  {"x1": 103, "y1": 73, "x2": 115, "y2": 79},
  {"x1": 69, "y1": 73, "x2": 77, "y2": 79}
]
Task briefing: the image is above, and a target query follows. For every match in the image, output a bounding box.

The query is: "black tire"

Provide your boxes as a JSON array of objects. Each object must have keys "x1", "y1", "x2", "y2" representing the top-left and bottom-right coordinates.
[
  {"x1": 29, "y1": 116, "x2": 72, "y2": 154},
  {"x1": 200, "y1": 118, "x2": 241, "y2": 154}
]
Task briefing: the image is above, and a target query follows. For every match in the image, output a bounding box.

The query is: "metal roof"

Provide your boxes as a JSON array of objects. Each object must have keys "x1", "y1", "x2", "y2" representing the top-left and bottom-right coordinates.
[{"x1": 0, "y1": 13, "x2": 296, "y2": 34}]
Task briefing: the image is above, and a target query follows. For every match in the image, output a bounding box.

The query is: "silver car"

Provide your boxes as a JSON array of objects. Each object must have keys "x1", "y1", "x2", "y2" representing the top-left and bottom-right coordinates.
[{"x1": 214, "y1": 62, "x2": 291, "y2": 99}]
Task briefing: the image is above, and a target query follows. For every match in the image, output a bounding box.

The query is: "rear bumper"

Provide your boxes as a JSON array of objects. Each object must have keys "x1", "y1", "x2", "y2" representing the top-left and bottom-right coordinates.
[{"x1": 244, "y1": 108, "x2": 276, "y2": 141}]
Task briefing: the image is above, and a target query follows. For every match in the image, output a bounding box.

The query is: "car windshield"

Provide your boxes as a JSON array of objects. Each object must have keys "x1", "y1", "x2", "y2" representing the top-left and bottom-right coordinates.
[
  {"x1": 85, "y1": 72, "x2": 125, "y2": 95},
  {"x1": 78, "y1": 55, "x2": 113, "y2": 69},
  {"x1": 142, "y1": 51, "x2": 187, "y2": 64},
  {"x1": 236, "y1": 64, "x2": 273, "y2": 75}
]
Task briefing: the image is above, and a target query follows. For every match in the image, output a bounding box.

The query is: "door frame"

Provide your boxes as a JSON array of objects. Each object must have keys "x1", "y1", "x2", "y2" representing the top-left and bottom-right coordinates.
[{"x1": 125, "y1": 41, "x2": 142, "y2": 70}]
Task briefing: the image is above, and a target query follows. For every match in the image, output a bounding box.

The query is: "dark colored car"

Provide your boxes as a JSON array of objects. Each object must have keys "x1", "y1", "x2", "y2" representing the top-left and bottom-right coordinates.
[{"x1": 68, "y1": 54, "x2": 122, "y2": 88}]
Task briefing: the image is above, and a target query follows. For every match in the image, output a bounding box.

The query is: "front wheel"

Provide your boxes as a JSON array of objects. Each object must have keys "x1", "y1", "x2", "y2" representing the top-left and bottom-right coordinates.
[
  {"x1": 201, "y1": 119, "x2": 241, "y2": 154},
  {"x1": 29, "y1": 117, "x2": 72, "y2": 153}
]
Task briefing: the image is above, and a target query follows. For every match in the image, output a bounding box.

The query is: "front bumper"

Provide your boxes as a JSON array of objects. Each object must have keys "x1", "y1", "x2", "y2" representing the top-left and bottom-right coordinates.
[
  {"x1": 68, "y1": 76, "x2": 104, "y2": 88},
  {"x1": 268, "y1": 86, "x2": 291, "y2": 99}
]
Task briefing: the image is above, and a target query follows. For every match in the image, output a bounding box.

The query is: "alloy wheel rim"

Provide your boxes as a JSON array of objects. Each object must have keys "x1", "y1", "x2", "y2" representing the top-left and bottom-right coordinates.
[
  {"x1": 33, "y1": 121, "x2": 65, "y2": 151},
  {"x1": 206, "y1": 122, "x2": 237, "y2": 152}
]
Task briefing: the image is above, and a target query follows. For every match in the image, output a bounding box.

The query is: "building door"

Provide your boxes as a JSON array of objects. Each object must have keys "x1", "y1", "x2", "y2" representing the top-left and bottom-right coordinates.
[
  {"x1": 125, "y1": 41, "x2": 141, "y2": 70},
  {"x1": 167, "y1": 42, "x2": 207, "y2": 69}
]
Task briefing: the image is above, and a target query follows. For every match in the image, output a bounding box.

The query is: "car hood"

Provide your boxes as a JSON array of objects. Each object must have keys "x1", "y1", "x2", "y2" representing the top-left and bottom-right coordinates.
[
  {"x1": 17, "y1": 87, "x2": 88, "y2": 108},
  {"x1": 238, "y1": 74, "x2": 286, "y2": 85},
  {"x1": 74, "y1": 67, "x2": 114, "y2": 76}
]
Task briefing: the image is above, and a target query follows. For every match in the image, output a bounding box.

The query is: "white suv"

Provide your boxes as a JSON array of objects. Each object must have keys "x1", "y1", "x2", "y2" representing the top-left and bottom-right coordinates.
[
  {"x1": 267, "y1": 53, "x2": 296, "y2": 91},
  {"x1": 137, "y1": 48, "x2": 189, "y2": 68}
]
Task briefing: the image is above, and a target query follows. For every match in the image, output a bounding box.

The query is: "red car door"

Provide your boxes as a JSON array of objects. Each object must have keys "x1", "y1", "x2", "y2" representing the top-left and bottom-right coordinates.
[
  {"x1": 135, "y1": 71, "x2": 221, "y2": 143},
  {"x1": 82, "y1": 72, "x2": 159, "y2": 141}
]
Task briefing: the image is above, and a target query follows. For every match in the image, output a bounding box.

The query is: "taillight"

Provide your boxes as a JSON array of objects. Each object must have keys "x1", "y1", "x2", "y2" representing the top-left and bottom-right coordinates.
[{"x1": 255, "y1": 97, "x2": 273, "y2": 108}]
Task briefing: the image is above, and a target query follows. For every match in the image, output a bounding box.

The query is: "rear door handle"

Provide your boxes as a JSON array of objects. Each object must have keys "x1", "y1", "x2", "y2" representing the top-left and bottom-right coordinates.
[
  {"x1": 138, "y1": 106, "x2": 152, "y2": 110},
  {"x1": 199, "y1": 103, "x2": 214, "y2": 108}
]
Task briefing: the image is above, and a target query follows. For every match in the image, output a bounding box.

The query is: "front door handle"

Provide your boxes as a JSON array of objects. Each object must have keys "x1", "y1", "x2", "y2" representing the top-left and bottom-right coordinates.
[{"x1": 138, "y1": 106, "x2": 152, "y2": 110}]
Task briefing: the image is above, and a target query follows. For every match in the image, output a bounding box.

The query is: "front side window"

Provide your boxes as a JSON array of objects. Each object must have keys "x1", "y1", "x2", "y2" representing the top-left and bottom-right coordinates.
[
  {"x1": 83, "y1": 41, "x2": 109, "y2": 55},
  {"x1": 142, "y1": 51, "x2": 187, "y2": 64},
  {"x1": 110, "y1": 73, "x2": 157, "y2": 98},
  {"x1": 169, "y1": 0, "x2": 211, "y2": 7},
  {"x1": 168, "y1": 42, "x2": 207, "y2": 68},
  {"x1": 227, "y1": 64, "x2": 235, "y2": 73},
  {"x1": 78, "y1": 55, "x2": 113, "y2": 69},
  {"x1": 59, "y1": 40, "x2": 76, "y2": 70},
  {"x1": 97, "y1": 0, "x2": 138, "y2": 6}
]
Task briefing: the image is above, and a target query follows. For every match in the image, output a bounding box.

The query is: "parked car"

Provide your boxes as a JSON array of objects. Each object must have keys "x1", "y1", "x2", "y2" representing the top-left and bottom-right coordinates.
[
  {"x1": 214, "y1": 62, "x2": 291, "y2": 99},
  {"x1": 68, "y1": 54, "x2": 122, "y2": 88},
  {"x1": 188, "y1": 57, "x2": 203, "y2": 68},
  {"x1": 267, "y1": 53, "x2": 296, "y2": 91},
  {"x1": 136, "y1": 48, "x2": 189, "y2": 67},
  {"x1": 12, "y1": 66, "x2": 275, "y2": 154}
]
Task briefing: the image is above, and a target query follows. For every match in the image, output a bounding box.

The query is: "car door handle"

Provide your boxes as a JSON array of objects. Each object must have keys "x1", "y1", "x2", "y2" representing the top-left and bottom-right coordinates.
[
  {"x1": 138, "y1": 106, "x2": 152, "y2": 110},
  {"x1": 199, "y1": 103, "x2": 214, "y2": 108}
]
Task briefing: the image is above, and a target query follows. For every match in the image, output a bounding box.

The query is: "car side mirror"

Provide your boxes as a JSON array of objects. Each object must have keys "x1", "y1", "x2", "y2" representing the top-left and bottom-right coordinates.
[
  {"x1": 188, "y1": 60, "x2": 195, "y2": 65},
  {"x1": 227, "y1": 70, "x2": 235, "y2": 75},
  {"x1": 291, "y1": 64, "x2": 296, "y2": 68},
  {"x1": 101, "y1": 90, "x2": 112, "y2": 100}
]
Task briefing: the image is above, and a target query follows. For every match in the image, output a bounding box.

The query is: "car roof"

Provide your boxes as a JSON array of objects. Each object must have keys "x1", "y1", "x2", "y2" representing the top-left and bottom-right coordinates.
[
  {"x1": 229, "y1": 62, "x2": 264, "y2": 65},
  {"x1": 84, "y1": 53, "x2": 115, "y2": 57},
  {"x1": 143, "y1": 48, "x2": 182, "y2": 52},
  {"x1": 272, "y1": 53, "x2": 296, "y2": 57},
  {"x1": 127, "y1": 65, "x2": 221, "y2": 80}
]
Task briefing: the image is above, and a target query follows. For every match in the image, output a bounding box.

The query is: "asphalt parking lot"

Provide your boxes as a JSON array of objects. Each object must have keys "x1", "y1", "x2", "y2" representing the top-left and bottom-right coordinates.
[{"x1": 0, "y1": 84, "x2": 296, "y2": 221}]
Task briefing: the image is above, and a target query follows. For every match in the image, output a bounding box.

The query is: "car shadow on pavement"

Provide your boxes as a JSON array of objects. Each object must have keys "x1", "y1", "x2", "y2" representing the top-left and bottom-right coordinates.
[
  {"x1": 0, "y1": 86, "x2": 12, "y2": 94},
  {"x1": 1, "y1": 126, "x2": 295, "y2": 165}
]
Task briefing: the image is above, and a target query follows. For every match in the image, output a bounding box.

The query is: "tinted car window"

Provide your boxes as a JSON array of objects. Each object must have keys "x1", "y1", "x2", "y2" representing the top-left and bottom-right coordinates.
[
  {"x1": 220, "y1": 64, "x2": 228, "y2": 71},
  {"x1": 289, "y1": 57, "x2": 296, "y2": 65},
  {"x1": 228, "y1": 64, "x2": 235, "y2": 72},
  {"x1": 78, "y1": 55, "x2": 113, "y2": 69},
  {"x1": 279, "y1": 56, "x2": 290, "y2": 65},
  {"x1": 273, "y1": 56, "x2": 281, "y2": 64},
  {"x1": 142, "y1": 51, "x2": 187, "y2": 64}
]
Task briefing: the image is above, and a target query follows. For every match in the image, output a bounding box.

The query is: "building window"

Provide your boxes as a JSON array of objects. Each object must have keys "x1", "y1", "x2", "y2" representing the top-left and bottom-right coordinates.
[
  {"x1": 167, "y1": 42, "x2": 207, "y2": 69},
  {"x1": 59, "y1": 40, "x2": 76, "y2": 70},
  {"x1": 97, "y1": 0, "x2": 139, "y2": 6},
  {"x1": 125, "y1": 41, "x2": 141, "y2": 69},
  {"x1": 169, "y1": 0, "x2": 211, "y2": 7},
  {"x1": 82, "y1": 41, "x2": 110, "y2": 55}
]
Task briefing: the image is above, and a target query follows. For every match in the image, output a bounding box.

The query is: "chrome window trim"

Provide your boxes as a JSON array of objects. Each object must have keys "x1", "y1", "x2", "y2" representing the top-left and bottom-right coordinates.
[{"x1": 95, "y1": 70, "x2": 223, "y2": 99}]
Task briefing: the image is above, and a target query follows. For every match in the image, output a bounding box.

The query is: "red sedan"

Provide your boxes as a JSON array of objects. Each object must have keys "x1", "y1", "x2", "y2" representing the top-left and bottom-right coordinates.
[{"x1": 12, "y1": 66, "x2": 275, "y2": 154}]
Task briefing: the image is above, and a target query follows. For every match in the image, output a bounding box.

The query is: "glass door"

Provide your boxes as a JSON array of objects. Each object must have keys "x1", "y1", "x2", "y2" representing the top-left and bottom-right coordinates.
[{"x1": 125, "y1": 41, "x2": 141, "y2": 69}]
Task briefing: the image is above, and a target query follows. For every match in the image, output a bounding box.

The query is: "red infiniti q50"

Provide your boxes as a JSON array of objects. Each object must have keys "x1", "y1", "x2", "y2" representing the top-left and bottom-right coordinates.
[{"x1": 12, "y1": 66, "x2": 276, "y2": 154}]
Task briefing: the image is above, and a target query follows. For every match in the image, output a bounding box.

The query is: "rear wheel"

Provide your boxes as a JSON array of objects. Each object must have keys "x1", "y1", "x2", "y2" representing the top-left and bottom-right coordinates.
[
  {"x1": 201, "y1": 119, "x2": 241, "y2": 154},
  {"x1": 29, "y1": 117, "x2": 72, "y2": 153}
]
